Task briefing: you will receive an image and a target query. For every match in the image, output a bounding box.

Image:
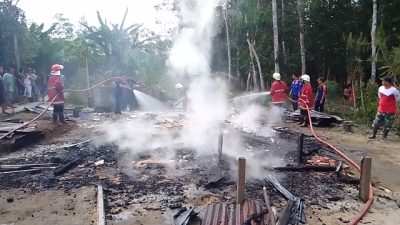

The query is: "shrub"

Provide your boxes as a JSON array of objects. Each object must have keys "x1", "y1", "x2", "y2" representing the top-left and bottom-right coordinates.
[{"x1": 325, "y1": 80, "x2": 339, "y2": 97}]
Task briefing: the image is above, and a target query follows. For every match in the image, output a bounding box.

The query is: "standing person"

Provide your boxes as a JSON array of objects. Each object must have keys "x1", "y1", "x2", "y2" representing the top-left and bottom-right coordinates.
[
  {"x1": 114, "y1": 79, "x2": 124, "y2": 114},
  {"x1": 23, "y1": 72, "x2": 32, "y2": 102},
  {"x1": 3, "y1": 68, "x2": 15, "y2": 113},
  {"x1": 48, "y1": 64, "x2": 66, "y2": 124},
  {"x1": 126, "y1": 79, "x2": 138, "y2": 111},
  {"x1": 369, "y1": 76, "x2": 400, "y2": 139},
  {"x1": 30, "y1": 69, "x2": 38, "y2": 101},
  {"x1": 314, "y1": 77, "x2": 327, "y2": 112},
  {"x1": 298, "y1": 75, "x2": 314, "y2": 127},
  {"x1": 289, "y1": 74, "x2": 302, "y2": 111},
  {"x1": 270, "y1": 72, "x2": 288, "y2": 106},
  {"x1": 15, "y1": 68, "x2": 25, "y2": 103}
]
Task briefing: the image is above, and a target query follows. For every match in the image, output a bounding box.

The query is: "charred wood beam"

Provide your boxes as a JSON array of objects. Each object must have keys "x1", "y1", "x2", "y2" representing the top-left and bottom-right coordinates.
[
  {"x1": 265, "y1": 175, "x2": 307, "y2": 224},
  {"x1": 277, "y1": 199, "x2": 294, "y2": 225},
  {"x1": 53, "y1": 159, "x2": 81, "y2": 176},
  {"x1": 0, "y1": 168, "x2": 41, "y2": 175},
  {"x1": 263, "y1": 187, "x2": 276, "y2": 225},
  {"x1": 242, "y1": 209, "x2": 268, "y2": 225},
  {"x1": 273, "y1": 165, "x2": 336, "y2": 172}
]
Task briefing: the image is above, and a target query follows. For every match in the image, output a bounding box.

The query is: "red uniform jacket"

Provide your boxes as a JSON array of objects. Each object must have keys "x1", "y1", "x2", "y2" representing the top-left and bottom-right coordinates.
[
  {"x1": 48, "y1": 75, "x2": 65, "y2": 104},
  {"x1": 299, "y1": 83, "x2": 314, "y2": 109},
  {"x1": 378, "y1": 86, "x2": 399, "y2": 114},
  {"x1": 270, "y1": 81, "x2": 288, "y2": 104}
]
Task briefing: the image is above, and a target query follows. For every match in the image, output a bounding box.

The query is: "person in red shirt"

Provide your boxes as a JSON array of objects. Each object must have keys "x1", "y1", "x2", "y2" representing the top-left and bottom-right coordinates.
[
  {"x1": 270, "y1": 73, "x2": 288, "y2": 106},
  {"x1": 369, "y1": 76, "x2": 400, "y2": 139},
  {"x1": 48, "y1": 64, "x2": 66, "y2": 124},
  {"x1": 298, "y1": 75, "x2": 314, "y2": 127}
]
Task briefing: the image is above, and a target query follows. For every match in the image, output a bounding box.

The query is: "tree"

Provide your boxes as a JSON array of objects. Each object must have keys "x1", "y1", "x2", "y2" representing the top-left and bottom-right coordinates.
[
  {"x1": 297, "y1": 0, "x2": 306, "y2": 74},
  {"x1": 0, "y1": 0, "x2": 26, "y2": 70},
  {"x1": 370, "y1": 0, "x2": 377, "y2": 82},
  {"x1": 272, "y1": 0, "x2": 280, "y2": 73},
  {"x1": 223, "y1": 4, "x2": 232, "y2": 84},
  {"x1": 81, "y1": 9, "x2": 143, "y2": 73}
]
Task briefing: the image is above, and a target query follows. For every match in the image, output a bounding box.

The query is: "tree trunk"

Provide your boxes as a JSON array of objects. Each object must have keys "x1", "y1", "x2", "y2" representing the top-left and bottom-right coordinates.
[
  {"x1": 297, "y1": 0, "x2": 306, "y2": 74},
  {"x1": 13, "y1": 33, "x2": 20, "y2": 72},
  {"x1": 370, "y1": 0, "x2": 377, "y2": 83},
  {"x1": 246, "y1": 70, "x2": 252, "y2": 92},
  {"x1": 272, "y1": 0, "x2": 280, "y2": 73},
  {"x1": 249, "y1": 42, "x2": 265, "y2": 91},
  {"x1": 236, "y1": 50, "x2": 241, "y2": 89},
  {"x1": 86, "y1": 54, "x2": 90, "y2": 89},
  {"x1": 281, "y1": 0, "x2": 287, "y2": 64},
  {"x1": 247, "y1": 35, "x2": 259, "y2": 91},
  {"x1": 224, "y1": 6, "x2": 232, "y2": 84},
  {"x1": 360, "y1": 77, "x2": 366, "y2": 113}
]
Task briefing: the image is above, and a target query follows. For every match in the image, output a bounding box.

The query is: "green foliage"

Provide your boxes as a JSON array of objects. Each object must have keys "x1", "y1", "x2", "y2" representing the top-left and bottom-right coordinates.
[
  {"x1": 376, "y1": 27, "x2": 400, "y2": 84},
  {"x1": 325, "y1": 80, "x2": 339, "y2": 97},
  {"x1": 360, "y1": 83, "x2": 380, "y2": 120}
]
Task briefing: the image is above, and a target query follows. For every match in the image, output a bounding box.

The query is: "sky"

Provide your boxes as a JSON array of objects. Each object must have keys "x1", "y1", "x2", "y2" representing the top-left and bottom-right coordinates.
[{"x1": 19, "y1": 0, "x2": 177, "y2": 34}]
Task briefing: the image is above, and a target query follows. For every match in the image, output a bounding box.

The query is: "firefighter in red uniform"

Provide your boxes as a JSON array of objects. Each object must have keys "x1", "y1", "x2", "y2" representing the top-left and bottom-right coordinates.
[
  {"x1": 298, "y1": 75, "x2": 314, "y2": 127},
  {"x1": 270, "y1": 73, "x2": 288, "y2": 106},
  {"x1": 48, "y1": 64, "x2": 66, "y2": 124}
]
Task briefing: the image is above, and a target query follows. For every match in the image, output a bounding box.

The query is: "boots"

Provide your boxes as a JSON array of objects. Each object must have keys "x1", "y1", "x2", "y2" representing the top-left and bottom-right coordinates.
[
  {"x1": 52, "y1": 114, "x2": 58, "y2": 124},
  {"x1": 383, "y1": 129, "x2": 389, "y2": 139},
  {"x1": 368, "y1": 127, "x2": 378, "y2": 139},
  {"x1": 300, "y1": 121, "x2": 309, "y2": 127},
  {"x1": 297, "y1": 117, "x2": 304, "y2": 125},
  {"x1": 59, "y1": 113, "x2": 66, "y2": 124}
]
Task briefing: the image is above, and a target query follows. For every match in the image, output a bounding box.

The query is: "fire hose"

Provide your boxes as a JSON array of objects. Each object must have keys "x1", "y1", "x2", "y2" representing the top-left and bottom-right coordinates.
[
  {"x1": 287, "y1": 95, "x2": 373, "y2": 225},
  {"x1": 0, "y1": 77, "x2": 129, "y2": 140}
]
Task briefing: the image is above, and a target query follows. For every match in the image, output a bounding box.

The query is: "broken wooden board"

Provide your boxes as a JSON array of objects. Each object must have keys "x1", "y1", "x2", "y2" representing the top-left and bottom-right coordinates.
[
  {"x1": 0, "y1": 131, "x2": 45, "y2": 153},
  {"x1": 286, "y1": 109, "x2": 343, "y2": 127},
  {"x1": 0, "y1": 122, "x2": 36, "y2": 133}
]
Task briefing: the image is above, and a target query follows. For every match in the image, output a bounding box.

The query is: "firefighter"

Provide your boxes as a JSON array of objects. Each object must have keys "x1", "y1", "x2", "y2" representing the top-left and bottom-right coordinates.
[
  {"x1": 270, "y1": 72, "x2": 288, "y2": 106},
  {"x1": 298, "y1": 75, "x2": 314, "y2": 127},
  {"x1": 48, "y1": 64, "x2": 66, "y2": 124}
]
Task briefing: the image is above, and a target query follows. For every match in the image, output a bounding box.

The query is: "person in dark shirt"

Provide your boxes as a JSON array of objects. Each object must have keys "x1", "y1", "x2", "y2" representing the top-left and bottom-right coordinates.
[
  {"x1": 114, "y1": 79, "x2": 132, "y2": 114},
  {"x1": 115, "y1": 80, "x2": 123, "y2": 114},
  {"x1": 289, "y1": 74, "x2": 302, "y2": 111},
  {"x1": 314, "y1": 77, "x2": 327, "y2": 112}
]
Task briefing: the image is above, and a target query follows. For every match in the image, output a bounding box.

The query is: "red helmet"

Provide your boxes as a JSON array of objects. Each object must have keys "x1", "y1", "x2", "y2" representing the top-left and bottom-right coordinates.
[{"x1": 51, "y1": 64, "x2": 64, "y2": 72}]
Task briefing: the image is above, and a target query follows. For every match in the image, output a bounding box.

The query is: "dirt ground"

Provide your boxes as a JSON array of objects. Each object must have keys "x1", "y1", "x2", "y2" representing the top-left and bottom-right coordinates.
[
  {"x1": 288, "y1": 122, "x2": 400, "y2": 195},
  {"x1": 287, "y1": 121, "x2": 400, "y2": 225},
  {"x1": 0, "y1": 111, "x2": 399, "y2": 225}
]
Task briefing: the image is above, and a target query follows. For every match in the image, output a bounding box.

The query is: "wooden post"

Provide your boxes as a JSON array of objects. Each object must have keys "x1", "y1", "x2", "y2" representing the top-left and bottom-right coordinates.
[
  {"x1": 218, "y1": 131, "x2": 223, "y2": 159},
  {"x1": 359, "y1": 156, "x2": 372, "y2": 203},
  {"x1": 97, "y1": 184, "x2": 106, "y2": 225},
  {"x1": 237, "y1": 157, "x2": 246, "y2": 204},
  {"x1": 297, "y1": 133, "x2": 304, "y2": 164},
  {"x1": 263, "y1": 187, "x2": 276, "y2": 225}
]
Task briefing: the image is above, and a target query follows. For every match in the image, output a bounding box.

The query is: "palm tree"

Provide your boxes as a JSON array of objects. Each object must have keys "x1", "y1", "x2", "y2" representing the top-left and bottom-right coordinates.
[{"x1": 81, "y1": 8, "x2": 142, "y2": 72}]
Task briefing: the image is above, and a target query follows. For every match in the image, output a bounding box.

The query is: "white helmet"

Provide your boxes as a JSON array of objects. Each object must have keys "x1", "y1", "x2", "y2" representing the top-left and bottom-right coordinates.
[
  {"x1": 272, "y1": 72, "x2": 281, "y2": 81},
  {"x1": 175, "y1": 83, "x2": 184, "y2": 89},
  {"x1": 301, "y1": 74, "x2": 310, "y2": 82}
]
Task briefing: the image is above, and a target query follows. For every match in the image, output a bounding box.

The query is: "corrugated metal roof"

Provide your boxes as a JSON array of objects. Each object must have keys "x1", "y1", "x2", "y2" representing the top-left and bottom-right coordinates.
[{"x1": 201, "y1": 200, "x2": 268, "y2": 225}]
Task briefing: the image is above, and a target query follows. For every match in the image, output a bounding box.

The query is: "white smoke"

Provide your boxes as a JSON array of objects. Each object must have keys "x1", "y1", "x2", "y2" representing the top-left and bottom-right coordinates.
[
  {"x1": 167, "y1": 0, "x2": 228, "y2": 152},
  {"x1": 94, "y1": 0, "x2": 286, "y2": 180}
]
